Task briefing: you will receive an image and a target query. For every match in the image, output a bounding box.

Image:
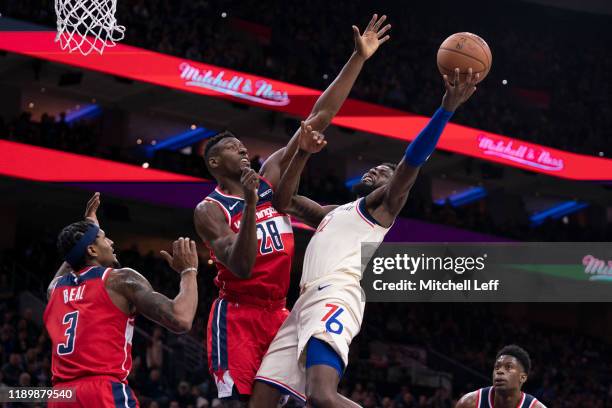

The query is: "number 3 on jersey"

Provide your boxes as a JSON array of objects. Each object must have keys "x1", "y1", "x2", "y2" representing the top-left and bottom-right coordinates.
[
  {"x1": 57, "y1": 311, "x2": 79, "y2": 355},
  {"x1": 257, "y1": 220, "x2": 284, "y2": 254}
]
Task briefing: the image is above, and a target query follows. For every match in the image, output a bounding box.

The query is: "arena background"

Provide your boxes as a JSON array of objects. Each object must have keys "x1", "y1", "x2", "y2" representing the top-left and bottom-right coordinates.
[{"x1": 0, "y1": 0, "x2": 611, "y2": 406}]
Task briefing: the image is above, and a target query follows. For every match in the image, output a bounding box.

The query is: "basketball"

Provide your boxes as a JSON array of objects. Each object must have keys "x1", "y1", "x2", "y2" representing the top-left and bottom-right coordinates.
[{"x1": 437, "y1": 32, "x2": 492, "y2": 83}]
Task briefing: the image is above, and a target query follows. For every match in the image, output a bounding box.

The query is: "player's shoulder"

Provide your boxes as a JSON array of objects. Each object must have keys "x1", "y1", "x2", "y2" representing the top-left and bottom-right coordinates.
[
  {"x1": 194, "y1": 197, "x2": 228, "y2": 223},
  {"x1": 455, "y1": 390, "x2": 479, "y2": 408},
  {"x1": 47, "y1": 266, "x2": 109, "y2": 299},
  {"x1": 194, "y1": 198, "x2": 214, "y2": 215},
  {"x1": 47, "y1": 276, "x2": 63, "y2": 300},
  {"x1": 104, "y1": 267, "x2": 146, "y2": 289},
  {"x1": 105, "y1": 267, "x2": 143, "y2": 282},
  {"x1": 104, "y1": 268, "x2": 154, "y2": 303}
]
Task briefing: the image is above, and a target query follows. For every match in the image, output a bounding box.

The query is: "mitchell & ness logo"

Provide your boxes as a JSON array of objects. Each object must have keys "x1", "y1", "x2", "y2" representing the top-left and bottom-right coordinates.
[
  {"x1": 477, "y1": 134, "x2": 564, "y2": 171},
  {"x1": 179, "y1": 63, "x2": 290, "y2": 106}
]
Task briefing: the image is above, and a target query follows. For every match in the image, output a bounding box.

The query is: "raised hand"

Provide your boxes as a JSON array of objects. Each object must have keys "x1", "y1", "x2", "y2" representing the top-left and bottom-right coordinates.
[
  {"x1": 241, "y1": 167, "x2": 260, "y2": 205},
  {"x1": 84, "y1": 192, "x2": 101, "y2": 225},
  {"x1": 160, "y1": 237, "x2": 199, "y2": 275},
  {"x1": 298, "y1": 121, "x2": 327, "y2": 154},
  {"x1": 441, "y1": 67, "x2": 479, "y2": 112},
  {"x1": 353, "y1": 14, "x2": 391, "y2": 60}
]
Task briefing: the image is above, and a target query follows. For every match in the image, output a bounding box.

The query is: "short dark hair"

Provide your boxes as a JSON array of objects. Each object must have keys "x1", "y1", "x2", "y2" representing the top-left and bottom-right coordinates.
[
  {"x1": 57, "y1": 220, "x2": 96, "y2": 267},
  {"x1": 204, "y1": 131, "x2": 237, "y2": 162},
  {"x1": 381, "y1": 162, "x2": 397, "y2": 172},
  {"x1": 496, "y1": 345, "x2": 531, "y2": 374}
]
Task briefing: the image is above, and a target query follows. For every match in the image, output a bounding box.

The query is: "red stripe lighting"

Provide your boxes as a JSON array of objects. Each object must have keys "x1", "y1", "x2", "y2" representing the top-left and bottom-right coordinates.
[
  {"x1": 0, "y1": 140, "x2": 202, "y2": 182},
  {"x1": 1, "y1": 31, "x2": 611, "y2": 180}
]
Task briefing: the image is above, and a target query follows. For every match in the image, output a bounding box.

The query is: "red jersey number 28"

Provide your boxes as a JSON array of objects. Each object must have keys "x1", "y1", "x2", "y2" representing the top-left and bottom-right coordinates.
[{"x1": 257, "y1": 220, "x2": 284, "y2": 254}]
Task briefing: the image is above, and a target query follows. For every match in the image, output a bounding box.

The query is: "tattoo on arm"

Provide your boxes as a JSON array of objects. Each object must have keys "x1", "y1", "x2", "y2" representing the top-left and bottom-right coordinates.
[
  {"x1": 107, "y1": 268, "x2": 184, "y2": 332},
  {"x1": 194, "y1": 201, "x2": 254, "y2": 279},
  {"x1": 289, "y1": 196, "x2": 336, "y2": 228}
]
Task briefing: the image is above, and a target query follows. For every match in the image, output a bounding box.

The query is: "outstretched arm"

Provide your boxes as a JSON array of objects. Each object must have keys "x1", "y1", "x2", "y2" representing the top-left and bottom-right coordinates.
[
  {"x1": 48, "y1": 192, "x2": 101, "y2": 300},
  {"x1": 305, "y1": 14, "x2": 390, "y2": 132},
  {"x1": 272, "y1": 123, "x2": 337, "y2": 228},
  {"x1": 366, "y1": 68, "x2": 479, "y2": 227},
  {"x1": 106, "y1": 238, "x2": 199, "y2": 334},
  {"x1": 194, "y1": 168, "x2": 260, "y2": 279},
  {"x1": 260, "y1": 14, "x2": 391, "y2": 186}
]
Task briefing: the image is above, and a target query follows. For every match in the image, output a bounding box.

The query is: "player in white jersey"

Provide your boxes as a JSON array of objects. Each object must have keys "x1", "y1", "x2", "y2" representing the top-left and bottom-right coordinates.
[{"x1": 249, "y1": 68, "x2": 480, "y2": 407}]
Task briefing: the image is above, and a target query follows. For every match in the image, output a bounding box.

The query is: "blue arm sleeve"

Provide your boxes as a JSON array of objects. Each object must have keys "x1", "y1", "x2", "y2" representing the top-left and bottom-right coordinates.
[{"x1": 403, "y1": 107, "x2": 454, "y2": 167}]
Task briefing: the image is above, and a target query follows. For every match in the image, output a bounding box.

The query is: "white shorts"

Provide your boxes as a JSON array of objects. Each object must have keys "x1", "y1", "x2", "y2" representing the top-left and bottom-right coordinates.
[{"x1": 254, "y1": 275, "x2": 365, "y2": 402}]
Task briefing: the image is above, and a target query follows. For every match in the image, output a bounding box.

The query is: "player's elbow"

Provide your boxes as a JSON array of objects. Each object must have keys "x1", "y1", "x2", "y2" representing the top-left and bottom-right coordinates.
[
  {"x1": 308, "y1": 110, "x2": 333, "y2": 131},
  {"x1": 233, "y1": 266, "x2": 253, "y2": 279},
  {"x1": 228, "y1": 261, "x2": 253, "y2": 279},
  {"x1": 168, "y1": 316, "x2": 193, "y2": 334},
  {"x1": 383, "y1": 191, "x2": 410, "y2": 218},
  {"x1": 175, "y1": 319, "x2": 193, "y2": 334},
  {"x1": 222, "y1": 250, "x2": 254, "y2": 279},
  {"x1": 272, "y1": 196, "x2": 292, "y2": 214}
]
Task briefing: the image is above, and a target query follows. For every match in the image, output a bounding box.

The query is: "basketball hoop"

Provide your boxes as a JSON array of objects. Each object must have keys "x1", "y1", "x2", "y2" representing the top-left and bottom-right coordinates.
[{"x1": 54, "y1": 0, "x2": 126, "y2": 55}]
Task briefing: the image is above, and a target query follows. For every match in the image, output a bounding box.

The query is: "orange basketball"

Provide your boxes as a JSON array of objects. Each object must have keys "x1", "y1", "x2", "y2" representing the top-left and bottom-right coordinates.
[{"x1": 437, "y1": 32, "x2": 492, "y2": 83}]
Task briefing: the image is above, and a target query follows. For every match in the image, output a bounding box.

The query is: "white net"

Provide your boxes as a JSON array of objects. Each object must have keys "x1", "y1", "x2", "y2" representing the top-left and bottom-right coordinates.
[{"x1": 54, "y1": 0, "x2": 126, "y2": 55}]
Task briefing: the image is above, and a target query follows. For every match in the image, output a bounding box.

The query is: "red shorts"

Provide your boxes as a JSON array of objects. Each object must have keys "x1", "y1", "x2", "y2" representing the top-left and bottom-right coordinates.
[
  {"x1": 207, "y1": 296, "x2": 289, "y2": 398},
  {"x1": 48, "y1": 376, "x2": 139, "y2": 408}
]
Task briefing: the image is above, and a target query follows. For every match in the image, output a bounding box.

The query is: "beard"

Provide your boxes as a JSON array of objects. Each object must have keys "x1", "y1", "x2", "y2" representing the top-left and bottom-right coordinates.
[{"x1": 351, "y1": 181, "x2": 377, "y2": 197}]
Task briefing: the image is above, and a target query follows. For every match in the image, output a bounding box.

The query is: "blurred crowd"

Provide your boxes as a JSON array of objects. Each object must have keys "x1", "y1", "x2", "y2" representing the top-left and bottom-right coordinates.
[
  {"x1": 0, "y1": 112, "x2": 98, "y2": 156},
  {"x1": 2, "y1": 236, "x2": 611, "y2": 407},
  {"x1": 3, "y1": 0, "x2": 611, "y2": 157},
  {"x1": 356, "y1": 303, "x2": 612, "y2": 407}
]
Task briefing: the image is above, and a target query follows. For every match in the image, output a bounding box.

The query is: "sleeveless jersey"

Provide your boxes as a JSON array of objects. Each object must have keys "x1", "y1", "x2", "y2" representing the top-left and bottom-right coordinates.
[
  {"x1": 43, "y1": 266, "x2": 135, "y2": 384},
  {"x1": 301, "y1": 197, "x2": 390, "y2": 286},
  {"x1": 477, "y1": 387, "x2": 540, "y2": 408},
  {"x1": 203, "y1": 177, "x2": 294, "y2": 301}
]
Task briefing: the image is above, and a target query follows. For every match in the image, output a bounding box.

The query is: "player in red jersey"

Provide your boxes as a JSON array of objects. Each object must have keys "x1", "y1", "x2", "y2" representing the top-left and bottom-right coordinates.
[
  {"x1": 44, "y1": 193, "x2": 199, "y2": 408},
  {"x1": 456, "y1": 345, "x2": 547, "y2": 408},
  {"x1": 193, "y1": 14, "x2": 391, "y2": 403}
]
